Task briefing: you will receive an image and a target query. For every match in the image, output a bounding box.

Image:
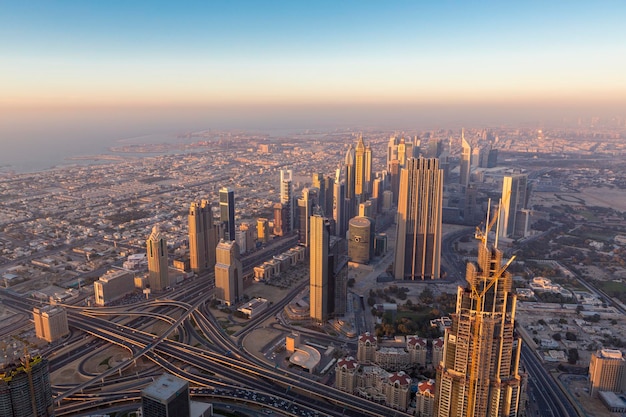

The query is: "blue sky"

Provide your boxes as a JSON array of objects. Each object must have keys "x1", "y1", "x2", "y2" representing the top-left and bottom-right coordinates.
[{"x1": 2, "y1": 1, "x2": 626, "y2": 109}]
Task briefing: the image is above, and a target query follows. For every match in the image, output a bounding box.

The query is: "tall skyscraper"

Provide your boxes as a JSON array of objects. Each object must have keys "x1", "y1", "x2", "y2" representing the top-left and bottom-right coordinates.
[
  {"x1": 273, "y1": 202, "x2": 286, "y2": 236},
  {"x1": 219, "y1": 187, "x2": 236, "y2": 241},
  {"x1": 188, "y1": 200, "x2": 216, "y2": 273},
  {"x1": 312, "y1": 173, "x2": 326, "y2": 214},
  {"x1": 310, "y1": 215, "x2": 329, "y2": 322},
  {"x1": 387, "y1": 135, "x2": 399, "y2": 172},
  {"x1": 348, "y1": 216, "x2": 373, "y2": 264},
  {"x1": 354, "y1": 135, "x2": 367, "y2": 200},
  {"x1": 589, "y1": 349, "x2": 626, "y2": 397},
  {"x1": 344, "y1": 145, "x2": 356, "y2": 201},
  {"x1": 141, "y1": 373, "x2": 190, "y2": 417},
  {"x1": 435, "y1": 227, "x2": 524, "y2": 417},
  {"x1": 394, "y1": 158, "x2": 443, "y2": 280},
  {"x1": 147, "y1": 226, "x2": 168, "y2": 291},
  {"x1": 460, "y1": 130, "x2": 471, "y2": 189},
  {"x1": 280, "y1": 169, "x2": 294, "y2": 232},
  {"x1": 333, "y1": 173, "x2": 347, "y2": 238},
  {"x1": 364, "y1": 143, "x2": 372, "y2": 195},
  {"x1": 0, "y1": 354, "x2": 54, "y2": 417},
  {"x1": 214, "y1": 239, "x2": 243, "y2": 306},
  {"x1": 296, "y1": 187, "x2": 317, "y2": 246},
  {"x1": 499, "y1": 174, "x2": 529, "y2": 239}
]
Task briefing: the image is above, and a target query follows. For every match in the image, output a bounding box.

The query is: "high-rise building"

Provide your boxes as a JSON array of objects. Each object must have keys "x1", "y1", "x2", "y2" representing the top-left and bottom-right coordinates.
[
  {"x1": 33, "y1": 306, "x2": 69, "y2": 342},
  {"x1": 389, "y1": 159, "x2": 400, "y2": 205},
  {"x1": 499, "y1": 174, "x2": 529, "y2": 239},
  {"x1": 141, "y1": 373, "x2": 190, "y2": 417},
  {"x1": 0, "y1": 355, "x2": 54, "y2": 417},
  {"x1": 460, "y1": 130, "x2": 471, "y2": 189},
  {"x1": 344, "y1": 145, "x2": 356, "y2": 201},
  {"x1": 348, "y1": 217, "x2": 373, "y2": 264},
  {"x1": 214, "y1": 240, "x2": 243, "y2": 306},
  {"x1": 394, "y1": 158, "x2": 443, "y2": 280},
  {"x1": 94, "y1": 269, "x2": 135, "y2": 306},
  {"x1": 188, "y1": 200, "x2": 216, "y2": 273},
  {"x1": 589, "y1": 349, "x2": 626, "y2": 397},
  {"x1": 280, "y1": 169, "x2": 294, "y2": 233},
  {"x1": 435, "y1": 230, "x2": 524, "y2": 417},
  {"x1": 333, "y1": 172, "x2": 347, "y2": 238},
  {"x1": 256, "y1": 218, "x2": 269, "y2": 243},
  {"x1": 296, "y1": 188, "x2": 317, "y2": 246},
  {"x1": 312, "y1": 173, "x2": 327, "y2": 215},
  {"x1": 219, "y1": 187, "x2": 236, "y2": 241},
  {"x1": 354, "y1": 135, "x2": 368, "y2": 200},
  {"x1": 387, "y1": 135, "x2": 399, "y2": 172},
  {"x1": 309, "y1": 215, "x2": 330, "y2": 322},
  {"x1": 147, "y1": 226, "x2": 168, "y2": 291},
  {"x1": 364, "y1": 144, "x2": 372, "y2": 195}
]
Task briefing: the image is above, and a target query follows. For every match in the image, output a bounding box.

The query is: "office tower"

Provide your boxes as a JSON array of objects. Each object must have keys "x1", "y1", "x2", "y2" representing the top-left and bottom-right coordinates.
[
  {"x1": 312, "y1": 173, "x2": 327, "y2": 215},
  {"x1": 333, "y1": 175, "x2": 347, "y2": 238},
  {"x1": 589, "y1": 349, "x2": 626, "y2": 397},
  {"x1": 323, "y1": 175, "x2": 334, "y2": 218},
  {"x1": 147, "y1": 226, "x2": 168, "y2": 291},
  {"x1": 487, "y1": 148, "x2": 498, "y2": 167},
  {"x1": 93, "y1": 269, "x2": 135, "y2": 306},
  {"x1": 354, "y1": 135, "x2": 369, "y2": 200},
  {"x1": 364, "y1": 143, "x2": 372, "y2": 195},
  {"x1": 397, "y1": 137, "x2": 407, "y2": 167},
  {"x1": 328, "y1": 235, "x2": 348, "y2": 317},
  {"x1": 499, "y1": 174, "x2": 528, "y2": 239},
  {"x1": 394, "y1": 158, "x2": 443, "y2": 280},
  {"x1": 0, "y1": 355, "x2": 54, "y2": 417},
  {"x1": 358, "y1": 200, "x2": 374, "y2": 219},
  {"x1": 214, "y1": 240, "x2": 243, "y2": 305},
  {"x1": 141, "y1": 373, "x2": 190, "y2": 417},
  {"x1": 188, "y1": 200, "x2": 216, "y2": 273},
  {"x1": 460, "y1": 130, "x2": 471, "y2": 189},
  {"x1": 426, "y1": 139, "x2": 443, "y2": 158},
  {"x1": 219, "y1": 187, "x2": 236, "y2": 241},
  {"x1": 435, "y1": 230, "x2": 524, "y2": 417},
  {"x1": 387, "y1": 135, "x2": 399, "y2": 171},
  {"x1": 273, "y1": 202, "x2": 286, "y2": 236},
  {"x1": 280, "y1": 169, "x2": 294, "y2": 232},
  {"x1": 335, "y1": 357, "x2": 359, "y2": 393},
  {"x1": 344, "y1": 145, "x2": 355, "y2": 200},
  {"x1": 33, "y1": 305, "x2": 69, "y2": 342},
  {"x1": 389, "y1": 159, "x2": 400, "y2": 205},
  {"x1": 296, "y1": 188, "x2": 317, "y2": 246},
  {"x1": 310, "y1": 215, "x2": 329, "y2": 322},
  {"x1": 257, "y1": 218, "x2": 269, "y2": 243},
  {"x1": 348, "y1": 216, "x2": 373, "y2": 264}
]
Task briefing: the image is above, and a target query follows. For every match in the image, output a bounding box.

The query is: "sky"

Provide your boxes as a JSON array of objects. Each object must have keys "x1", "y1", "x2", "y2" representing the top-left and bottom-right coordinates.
[{"x1": 2, "y1": 1, "x2": 626, "y2": 128}]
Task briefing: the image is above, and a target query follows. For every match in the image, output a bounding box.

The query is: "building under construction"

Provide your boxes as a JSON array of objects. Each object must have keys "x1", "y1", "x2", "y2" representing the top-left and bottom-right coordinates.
[
  {"x1": 0, "y1": 354, "x2": 54, "y2": 417},
  {"x1": 435, "y1": 210, "x2": 525, "y2": 417}
]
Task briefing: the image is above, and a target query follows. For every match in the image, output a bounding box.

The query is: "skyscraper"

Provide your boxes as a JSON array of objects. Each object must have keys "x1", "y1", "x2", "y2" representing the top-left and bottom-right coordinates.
[
  {"x1": 394, "y1": 158, "x2": 443, "y2": 280},
  {"x1": 296, "y1": 187, "x2": 317, "y2": 246},
  {"x1": 188, "y1": 200, "x2": 216, "y2": 273},
  {"x1": 589, "y1": 349, "x2": 626, "y2": 397},
  {"x1": 310, "y1": 215, "x2": 329, "y2": 322},
  {"x1": 435, "y1": 227, "x2": 524, "y2": 417},
  {"x1": 460, "y1": 130, "x2": 471, "y2": 189},
  {"x1": 147, "y1": 226, "x2": 168, "y2": 291},
  {"x1": 0, "y1": 355, "x2": 54, "y2": 417},
  {"x1": 499, "y1": 174, "x2": 529, "y2": 239},
  {"x1": 219, "y1": 187, "x2": 236, "y2": 241},
  {"x1": 344, "y1": 145, "x2": 355, "y2": 201},
  {"x1": 387, "y1": 135, "x2": 399, "y2": 172},
  {"x1": 141, "y1": 373, "x2": 190, "y2": 417},
  {"x1": 280, "y1": 169, "x2": 294, "y2": 232},
  {"x1": 214, "y1": 239, "x2": 243, "y2": 305},
  {"x1": 333, "y1": 172, "x2": 347, "y2": 238},
  {"x1": 354, "y1": 135, "x2": 366, "y2": 200}
]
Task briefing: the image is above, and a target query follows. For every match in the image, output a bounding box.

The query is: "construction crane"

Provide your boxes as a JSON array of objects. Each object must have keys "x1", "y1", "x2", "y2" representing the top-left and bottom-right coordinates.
[{"x1": 466, "y1": 199, "x2": 515, "y2": 417}]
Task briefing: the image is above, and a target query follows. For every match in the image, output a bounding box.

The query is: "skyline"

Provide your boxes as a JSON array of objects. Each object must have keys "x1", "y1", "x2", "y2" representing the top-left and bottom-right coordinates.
[{"x1": 2, "y1": 1, "x2": 626, "y2": 113}]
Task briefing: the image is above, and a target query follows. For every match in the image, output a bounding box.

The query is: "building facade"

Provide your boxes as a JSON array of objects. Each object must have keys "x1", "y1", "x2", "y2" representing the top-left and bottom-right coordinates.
[
  {"x1": 309, "y1": 215, "x2": 329, "y2": 322},
  {"x1": 214, "y1": 240, "x2": 243, "y2": 306},
  {"x1": 33, "y1": 306, "x2": 69, "y2": 342},
  {"x1": 93, "y1": 269, "x2": 135, "y2": 306},
  {"x1": 147, "y1": 226, "x2": 168, "y2": 291},
  {"x1": 394, "y1": 157, "x2": 443, "y2": 280},
  {"x1": 0, "y1": 355, "x2": 54, "y2": 417},
  {"x1": 188, "y1": 200, "x2": 216, "y2": 273},
  {"x1": 589, "y1": 349, "x2": 626, "y2": 397},
  {"x1": 141, "y1": 373, "x2": 190, "y2": 417},
  {"x1": 219, "y1": 187, "x2": 236, "y2": 241}
]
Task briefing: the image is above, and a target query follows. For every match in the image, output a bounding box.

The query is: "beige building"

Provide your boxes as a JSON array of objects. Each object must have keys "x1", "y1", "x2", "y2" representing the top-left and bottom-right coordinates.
[
  {"x1": 33, "y1": 305, "x2": 69, "y2": 342},
  {"x1": 357, "y1": 332, "x2": 377, "y2": 364},
  {"x1": 589, "y1": 349, "x2": 626, "y2": 397},
  {"x1": 214, "y1": 240, "x2": 243, "y2": 306},
  {"x1": 309, "y1": 215, "x2": 329, "y2": 322},
  {"x1": 147, "y1": 226, "x2": 168, "y2": 291},
  {"x1": 335, "y1": 357, "x2": 359, "y2": 393},
  {"x1": 256, "y1": 218, "x2": 269, "y2": 243},
  {"x1": 416, "y1": 379, "x2": 436, "y2": 417},
  {"x1": 94, "y1": 269, "x2": 135, "y2": 306},
  {"x1": 188, "y1": 200, "x2": 217, "y2": 273},
  {"x1": 375, "y1": 347, "x2": 410, "y2": 372},
  {"x1": 385, "y1": 371, "x2": 411, "y2": 411},
  {"x1": 407, "y1": 335, "x2": 428, "y2": 366},
  {"x1": 431, "y1": 337, "x2": 444, "y2": 367}
]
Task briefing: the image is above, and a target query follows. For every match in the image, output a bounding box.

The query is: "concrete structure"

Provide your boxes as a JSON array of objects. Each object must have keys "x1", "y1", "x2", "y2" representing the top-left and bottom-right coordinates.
[
  {"x1": 147, "y1": 226, "x2": 168, "y2": 291},
  {"x1": 385, "y1": 371, "x2": 411, "y2": 412},
  {"x1": 460, "y1": 130, "x2": 471, "y2": 188},
  {"x1": 309, "y1": 215, "x2": 329, "y2": 322},
  {"x1": 348, "y1": 216, "x2": 373, "y2": 264},
  {"x1": 219, "y1": 187, "x2": 235, "y2": 241},
  {"x1": 188, "y1": 200, "x2": 217, "y2": 273},
  {"x1": 357, "y1": 332, "x2": 377, "y2": 364},
  {"x1": 435, "y1": 234, "x2": 524, "y2": 417},
  {"x1": 33, "y1": 305, "x2": 69, "y2": 342},
  {"x1": 416, "y1": 379, "x2": 436, "y2": 417},
  {"x1": 214, "y1": 240, "x2": 243, "y2": 306},
  {"x1": 237, "y1": 297, "x2": 268, "y2": 318},
  {"x1": 499, "y1": 174, "x2": 529, "y2": 239},
  {"x1": 589, "y1": 349, "x2": 626, "y2": 397},
  {"x1": 93, "y1": 269, "x2": 135, "y2": 306},
  {"x1": 335, "y1": 357, "x2": 359, "y2": 393},
  {"x1": 0, "y1": 355, "x2": 54, "y2": 417},
  {"x1": 141, "y1": 373, "x2": 190, "y2": 417},
  {"x1": 394, "y1": 157, "x2": 443, "y2": 280},
  {"x1": 280, "y1": 169, "x2": 294, "y2": 233}
]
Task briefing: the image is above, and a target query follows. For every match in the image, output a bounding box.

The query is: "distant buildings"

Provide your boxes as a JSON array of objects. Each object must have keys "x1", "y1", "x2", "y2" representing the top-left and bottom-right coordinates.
[
  {"x1": 219, "y1": 187, "x2": 236, "y2": 241},
  {"x1": 33, "y1": 305, "x2": 69, "y2": 342},
  {"x1": 0, "y1": 355, "x2": 54, "y2": 417},
  {"x1": 394, "y1": 158, "x2": 443, "y2": 280},
  {"x1": 459, "y1": 130, "x2": 471, "y2": 189},
  {"x1": 188, "y1": 200, "x2": 217, "y2": 273},
  {"x1": 147, "y1": 226, "x2": 168, "y2": 291},
  {"x1": 214, "y1": 240, "x2": 243, "y2": 306},
  {"x1": 499, "y1": 174, "x2": 530, "y2": 239},
  {"x1": 280, "y1": 169, "x2": 294, "y2": 233},
  {"x1": 589, "y1": 349, "x2": 626, "y2": 397}
]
